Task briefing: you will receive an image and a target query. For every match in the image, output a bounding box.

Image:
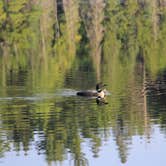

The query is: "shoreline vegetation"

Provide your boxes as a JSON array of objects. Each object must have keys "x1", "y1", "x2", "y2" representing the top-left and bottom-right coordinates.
[
  {"x1": 0, "y1": 1, "x2": 166, "y2": 165},
  {"x1": 0, "y1": 0, "x2": 166, "y2": 77}
]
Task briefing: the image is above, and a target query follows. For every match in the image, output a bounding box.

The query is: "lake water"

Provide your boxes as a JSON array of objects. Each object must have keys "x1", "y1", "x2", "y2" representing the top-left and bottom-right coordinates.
[
  {"x1": 1, "y1": 0, "x2": 166, "y2": 165},
  {"x1": 0, "y1": 67, "x2": 166, "y2": 166}
]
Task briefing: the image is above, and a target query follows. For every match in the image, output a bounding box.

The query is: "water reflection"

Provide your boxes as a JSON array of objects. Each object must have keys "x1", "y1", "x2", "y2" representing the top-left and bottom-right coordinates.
[
  {"x1": 1, "y1": 0, "x2": 166, "y2": 165},
  {"x1": 0, "y1": 67, "x2": 166, "y2": 165}
]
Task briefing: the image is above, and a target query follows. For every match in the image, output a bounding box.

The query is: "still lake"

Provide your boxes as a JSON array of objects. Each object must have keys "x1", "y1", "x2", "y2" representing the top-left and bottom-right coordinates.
[
  {"x1": 1, "y1": 0, "x2": 166, "y2": 165},
  {"x1": 0, "y1": 67, "x2": 166, "y2": 166}
]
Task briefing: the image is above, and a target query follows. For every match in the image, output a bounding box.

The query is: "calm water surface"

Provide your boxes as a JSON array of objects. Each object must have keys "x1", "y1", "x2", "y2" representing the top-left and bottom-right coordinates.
[
  {"x1": 0, "y1": 68, "x2": 166, "y2": 166},
  {"x1": 1, "y1": 0, "x2": 166, "y2": 165}
]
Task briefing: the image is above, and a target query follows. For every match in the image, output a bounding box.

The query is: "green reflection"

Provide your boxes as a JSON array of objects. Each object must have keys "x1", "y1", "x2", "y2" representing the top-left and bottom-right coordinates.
[{"x1": 0, "y1": 0, "x2": 166, "y2": 165}]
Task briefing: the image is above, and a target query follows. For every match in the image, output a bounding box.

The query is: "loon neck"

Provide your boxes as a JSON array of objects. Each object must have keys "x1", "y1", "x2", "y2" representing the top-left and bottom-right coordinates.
[
  {"x1": 97, "y1": 90, "x2": 105, "y2": 98},
  {"x1": 97, "y1": 89, "x2": 102, "y2": 92}
]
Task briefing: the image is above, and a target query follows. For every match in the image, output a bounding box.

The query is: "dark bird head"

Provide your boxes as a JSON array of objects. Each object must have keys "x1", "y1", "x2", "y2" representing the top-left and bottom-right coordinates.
[{"x1": 96, "y1": 82, "x2": 107, "y2": 92}]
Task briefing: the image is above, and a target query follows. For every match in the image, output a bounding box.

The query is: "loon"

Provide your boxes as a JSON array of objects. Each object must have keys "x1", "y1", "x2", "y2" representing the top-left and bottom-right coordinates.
[{"x1": 77, "y1": 83, "x2": 107, "y2": 98}]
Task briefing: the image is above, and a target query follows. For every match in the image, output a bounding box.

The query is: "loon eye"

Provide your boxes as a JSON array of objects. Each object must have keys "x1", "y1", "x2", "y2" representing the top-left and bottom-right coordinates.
[{"x1": 96, "y1": 83, "x2": 107, "y2": 91}]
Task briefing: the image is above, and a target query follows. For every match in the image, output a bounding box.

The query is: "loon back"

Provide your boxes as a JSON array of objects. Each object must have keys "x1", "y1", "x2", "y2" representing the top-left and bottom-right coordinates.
[{"x1": 77, "y1": 91, "x2": 97, "y2": 97}]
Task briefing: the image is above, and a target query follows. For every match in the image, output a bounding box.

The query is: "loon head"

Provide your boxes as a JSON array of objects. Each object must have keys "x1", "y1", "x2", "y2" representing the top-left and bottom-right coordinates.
[{"x1": 96, "y1": 83, "x2": 107, "y2": 92}]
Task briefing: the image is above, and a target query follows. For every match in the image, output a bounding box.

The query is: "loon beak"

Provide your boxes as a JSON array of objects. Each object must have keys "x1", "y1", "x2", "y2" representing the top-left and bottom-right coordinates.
[{"x1": 103, "y1": 84, "x2": 107, "y2": 87}]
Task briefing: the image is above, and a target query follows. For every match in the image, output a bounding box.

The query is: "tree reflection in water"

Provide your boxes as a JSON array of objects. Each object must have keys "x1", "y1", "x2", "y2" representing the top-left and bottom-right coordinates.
[{"x1": 0, "y1": 0, "x2": 166, "y2": 165}]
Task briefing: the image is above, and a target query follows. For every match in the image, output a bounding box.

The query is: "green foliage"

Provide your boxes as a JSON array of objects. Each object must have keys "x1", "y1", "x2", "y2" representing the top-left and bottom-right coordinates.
[
  {"x1": 0, "y1": 1, "x2": 6, "y2": 27},
  {"x1": 0, "y1": 0, "x2": 166, "y2": 164}
]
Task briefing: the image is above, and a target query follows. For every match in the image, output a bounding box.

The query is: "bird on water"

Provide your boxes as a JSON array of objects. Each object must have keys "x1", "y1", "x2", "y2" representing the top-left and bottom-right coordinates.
[
  {"x1": 77, "y1": 83, "x2": 108, "y2": 105},
  {"x1": 76, "y1": 83, "x2": 106, "y2": 97}
]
